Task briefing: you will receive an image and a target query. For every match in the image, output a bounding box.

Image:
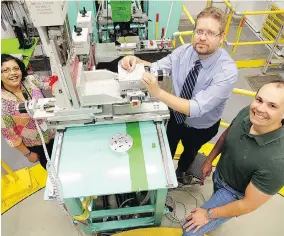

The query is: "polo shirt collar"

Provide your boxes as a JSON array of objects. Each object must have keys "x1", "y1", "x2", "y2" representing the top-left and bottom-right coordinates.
[
  {"x1": 243, "y1": 116, "x2": 284, "y2": 146},
  {"x1": 192, "y1": 47, "x2": 222, "y2": 69}
]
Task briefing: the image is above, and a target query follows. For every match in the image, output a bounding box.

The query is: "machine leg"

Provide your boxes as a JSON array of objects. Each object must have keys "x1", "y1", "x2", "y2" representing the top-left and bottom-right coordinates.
[
  {"x1": 154, "y1": 188, "x2": 168, "y2": 226},
  {"x1": 64, "y1": 198, "x2": 83, "y2": 215}
]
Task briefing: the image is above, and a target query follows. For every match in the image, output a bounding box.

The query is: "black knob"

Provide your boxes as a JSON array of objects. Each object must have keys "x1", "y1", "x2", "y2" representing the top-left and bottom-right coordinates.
[
  {"x1": 74, "y1": 25, "x2": 82, "y2": 36},
  {"x1": 81, "y1": 7, "x2": 87, "y2": 17}
]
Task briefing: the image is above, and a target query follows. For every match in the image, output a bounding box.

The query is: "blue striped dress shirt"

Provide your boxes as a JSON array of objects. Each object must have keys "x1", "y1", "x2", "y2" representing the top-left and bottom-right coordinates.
[{"x1": 152, "y1": 44, "x2": 238, "y2": 129}]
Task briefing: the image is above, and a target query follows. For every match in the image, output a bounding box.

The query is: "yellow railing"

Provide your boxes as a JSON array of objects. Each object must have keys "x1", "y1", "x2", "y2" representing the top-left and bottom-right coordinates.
[
  {"x1": 178, "y1": 35, "x2": 185, "y2": 45},
  {"x1": 173, "y1": 31, "x2": 194, "y2": 47},
  {"x1": 223, "y1": 0, "x2": 235, "y2": 11},
  {"x1": 1, "y1": 160, "x2": 19, "y2": 184},
  {"x1": 232, "y1": 88, "x2": 256, "y2": 97},
  {"x1": 220, "y1": 88, "x2": 256, "y2": 127},
  {"x1": 172, "y1": 4, "x2": 195, "y2": 47},
  {"x1": 220, "y1": 121, "x2": 230, "y2": 128},
  {"x1": 174, "y1": 1, "x2": 284, "y2": 68},
  {"x1": 182, "y1": 4, "x2": 195, "y2": 26},
  {"x1": 206, "y1": 0, "x2": 212, "y2": 8},
  {"x1": 217, "y1": 0, "x2": 284, "y2": 56}
]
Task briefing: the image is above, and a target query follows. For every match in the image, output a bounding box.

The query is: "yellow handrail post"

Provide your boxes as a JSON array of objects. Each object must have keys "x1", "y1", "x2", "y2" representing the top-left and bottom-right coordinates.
[
  {"x1": 172, "y1": 38, "x2": 176, "y2": 48},
  {"x1": 155, "y1": 14, "x2": 159, "y2": 40},
  {"x1": 220, "y1": 121, "x2": 230, "y2": 128},
  {"x1": 182, "y1": 4, "x2": 195, "y2": 26},
  {"x1": 228, "y1": 39, "x2": 284, "y2": 46},
  {"x1": 232, "y1": 88, "x2": 256, "y2": 97},
  {"x1": 222, "y1": 11, "x2": 233, "y2": 47},
  {"x1": 179, "y1": 35, "x2": 185, "y2": 45},
  {"x1": 231, "y1": 14, "x2": 246, "y2": 55},
  {"x1": 2, "y1": 173, "x2": 10, "y2": 184},
  {"x1": 175, "y1": 31, "x2": 194, "y2": 37},
  {"x1": 206, "y1": 0, "x2": 212, "y2": 8},
  {"x1": 243, "y1": 10, "x2": 284, "y2": 15},
  {"x1": 219, "y1": 88, "x2": 256, "y2": 128},
  {"x1": 223, "y1": 0, "x2": 233, "y2": 10},
  {"x1": 173, "y1": 31, "x2": 194, "y2": 45},
  {"x1": 1, "y1": 160, "x2": 19, "y2": 183}
]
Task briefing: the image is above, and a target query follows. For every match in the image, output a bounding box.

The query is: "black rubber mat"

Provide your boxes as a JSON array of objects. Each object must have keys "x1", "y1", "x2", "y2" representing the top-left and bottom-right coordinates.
[{"x1": 245, "y1": 74, "x2": 283, "y2": 91}]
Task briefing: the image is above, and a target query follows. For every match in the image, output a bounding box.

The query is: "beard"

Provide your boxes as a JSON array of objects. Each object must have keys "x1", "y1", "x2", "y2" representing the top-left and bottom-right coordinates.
[{"x1": 193, "y1": 43, "x2": 218, "y2": 56}]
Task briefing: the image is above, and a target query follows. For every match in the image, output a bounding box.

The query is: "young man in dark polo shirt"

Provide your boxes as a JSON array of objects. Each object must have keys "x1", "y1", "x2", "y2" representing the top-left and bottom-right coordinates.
[{"x1": 182, "y1": 80, "x2": 284, "y2": 236}]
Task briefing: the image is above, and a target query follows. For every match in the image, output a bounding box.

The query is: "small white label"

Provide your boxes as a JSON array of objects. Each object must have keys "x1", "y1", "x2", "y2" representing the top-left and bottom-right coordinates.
[
  {"x1": 40, "y1": 122, "x2": 48, "y2": 132},
  {"x1": 75, "y1": 43, "x2": 84, "y2": 48}
]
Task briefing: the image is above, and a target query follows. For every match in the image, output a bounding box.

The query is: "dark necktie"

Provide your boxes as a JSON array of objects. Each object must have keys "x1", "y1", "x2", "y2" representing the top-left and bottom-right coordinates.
[{"x1": 174, "y1": 60, "x2": 202, "y2": 124}]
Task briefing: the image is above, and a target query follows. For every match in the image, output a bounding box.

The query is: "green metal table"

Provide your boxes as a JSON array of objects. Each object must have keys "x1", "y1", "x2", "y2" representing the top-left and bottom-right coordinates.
[{"x1": 45, "y1": 121, "x2": 178, "y2": 233}]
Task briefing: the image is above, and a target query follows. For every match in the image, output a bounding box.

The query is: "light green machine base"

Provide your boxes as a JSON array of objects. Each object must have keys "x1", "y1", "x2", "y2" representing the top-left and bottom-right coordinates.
[
  {"x1": 65, "y1": 189, "x2": 168, "y2": 233},
  {"x1": 46, "y1": 121, "x2": 177, "y2": 233}
]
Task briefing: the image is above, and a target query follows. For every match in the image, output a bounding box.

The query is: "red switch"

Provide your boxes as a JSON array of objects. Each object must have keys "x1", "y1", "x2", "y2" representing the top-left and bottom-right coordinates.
[
  {"x1": 49, "y1": 76, "x2": 58, "y2": 86},
  {"x1": 161, "y1": 28, "x2": 165, "y2": 38},
  {"x1": 150, "y1": 40, "x2": 154, "y2": 46},
  {"x1": 132, "y1": 101, "x2": 138, "y2": 106}
]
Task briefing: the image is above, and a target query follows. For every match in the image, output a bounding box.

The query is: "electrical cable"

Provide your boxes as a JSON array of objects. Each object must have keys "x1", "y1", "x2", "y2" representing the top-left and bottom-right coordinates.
[
  {"x1": 165, "y1": 184, "x2": 206, "y2": 226},
  {"x1": 28, "y1": 108, "x2": 84, "y2": 236},
  {"x1": 139, "y1": 191, "x2": 151, "y2": 206},
  {"x1": 164, "y1": 0, "x2": 174, "y2": 38},
  {"x1": 165, "y1": 194, "x2": 188, "y2": 226},
  {"x1": 119, "y1": 198, "x2": 135, "y2": 208},
  {"x1": 35, "y1": 119, "x2": 86, "y2": 236}
]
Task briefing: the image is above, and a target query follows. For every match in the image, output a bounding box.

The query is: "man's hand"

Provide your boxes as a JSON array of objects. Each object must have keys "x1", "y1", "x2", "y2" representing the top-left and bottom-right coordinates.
[
  {"x1": 120, "y1": 56, "x2": 137, "y2": 72},
  {"x1": 27, "y1": 152, "x2": 39, "y2": 163},
  {"x1": 202, "y1": 160, "x2": 213, "y2": 178},
  {"x1": 183, "y1": 208, "x2": 209, "y2": 233},
  {"x1": 141, "y1": 72, "x2": 162, "y2": 98}
]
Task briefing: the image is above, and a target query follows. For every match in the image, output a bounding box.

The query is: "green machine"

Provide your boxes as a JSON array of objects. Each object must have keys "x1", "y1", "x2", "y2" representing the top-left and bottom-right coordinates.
[
  {"x1": 67, "y1": 0, "x2": 183, "y2": 43},
  {"x1": 38, "y1": 1, "x2": 186, "y2": 234},
  {"x1": 45, "y1": 121, "x2": 178, "y2": 233}
]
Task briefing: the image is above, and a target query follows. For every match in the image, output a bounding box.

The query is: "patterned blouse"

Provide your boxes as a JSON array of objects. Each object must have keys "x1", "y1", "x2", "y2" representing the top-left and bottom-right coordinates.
[{"x1": 1, "y1": 74, "x2": 55, "y2": 148}]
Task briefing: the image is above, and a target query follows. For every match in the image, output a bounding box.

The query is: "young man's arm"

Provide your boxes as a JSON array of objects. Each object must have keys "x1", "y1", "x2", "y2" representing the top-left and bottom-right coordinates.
[
  {"x1": 201, "y1": 127, "x2": 230, "y2": 177},
  {"x1": 183, "y1": 182, "x2": 272, "y2": 233},
  {"x1": 206, "y1": 127, "x2": 230, "y2": 163},
  {"x1": 211, "y1": 182, "x2": 272, "y2": 218}
]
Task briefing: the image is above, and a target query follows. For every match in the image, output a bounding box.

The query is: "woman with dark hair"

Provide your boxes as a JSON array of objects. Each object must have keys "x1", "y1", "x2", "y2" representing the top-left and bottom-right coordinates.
[{"x1": 1, "y1": 54, "x2": 55, "y2": 169}]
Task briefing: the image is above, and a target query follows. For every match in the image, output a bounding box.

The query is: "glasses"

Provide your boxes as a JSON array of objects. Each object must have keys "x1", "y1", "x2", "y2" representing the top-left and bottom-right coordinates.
[
  {"x1": 1, "y1": 67, "x2": 20, "y2": 74},
  {"x1": 194, "y1": 29, "x2": 223, "y2": 39}
]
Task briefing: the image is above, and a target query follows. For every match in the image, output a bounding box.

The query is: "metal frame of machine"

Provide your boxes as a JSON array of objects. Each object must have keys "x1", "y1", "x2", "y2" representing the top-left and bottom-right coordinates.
[{"x1": 22, "y1": 1, "x2": 178, "y2": 233}]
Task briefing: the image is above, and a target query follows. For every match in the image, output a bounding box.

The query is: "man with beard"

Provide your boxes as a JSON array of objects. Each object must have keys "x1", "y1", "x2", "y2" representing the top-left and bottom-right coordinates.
[{"x1": 120, "y1": 7, "x2": 238, "y2": 184}]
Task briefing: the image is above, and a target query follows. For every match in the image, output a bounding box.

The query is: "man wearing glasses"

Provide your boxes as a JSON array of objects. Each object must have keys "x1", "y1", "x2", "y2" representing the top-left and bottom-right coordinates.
[{"x1": 120, "y1": 7, "x2": 238, "y2": 184}]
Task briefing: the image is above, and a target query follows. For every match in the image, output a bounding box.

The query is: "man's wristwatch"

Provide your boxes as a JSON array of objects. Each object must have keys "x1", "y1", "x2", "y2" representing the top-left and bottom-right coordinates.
[
  {"x1": 206, "y1": 208, "x2": 213, "y2": 220},
  {"x1": 24, "y1": 150, "x2": 32, "y2": 157}
]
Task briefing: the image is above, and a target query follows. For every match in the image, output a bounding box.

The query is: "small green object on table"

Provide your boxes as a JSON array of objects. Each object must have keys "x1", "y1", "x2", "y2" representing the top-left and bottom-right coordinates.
[{"x1": 1, "y1": 37, "x2": 39, "y2": 67}]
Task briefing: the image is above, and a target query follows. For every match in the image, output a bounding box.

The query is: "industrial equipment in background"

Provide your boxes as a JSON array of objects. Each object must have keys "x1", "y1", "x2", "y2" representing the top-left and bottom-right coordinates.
[{"x1": 1, "y1": 1, "x2": 34, "y2": 49}]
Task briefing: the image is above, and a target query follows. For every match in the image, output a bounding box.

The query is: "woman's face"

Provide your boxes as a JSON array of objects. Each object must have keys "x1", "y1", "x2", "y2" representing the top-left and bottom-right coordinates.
[{"x1": 1, "y1": 60, "x2": 22, "y2": 88}]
